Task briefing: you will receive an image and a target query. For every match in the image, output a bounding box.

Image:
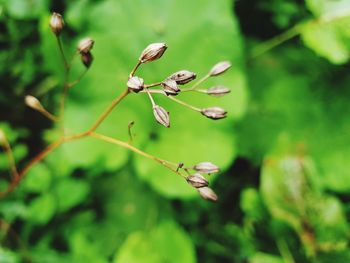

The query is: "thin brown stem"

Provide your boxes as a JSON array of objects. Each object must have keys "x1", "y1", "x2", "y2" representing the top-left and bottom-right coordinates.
[
  {"x1": 89, "y1": 132, "x2": 184, "y2": 177},
  {"x1": 145, "y1": 82, "x2": 162, "y2": 88},
  {"x1": 167, "y1": 96, "x2": 201, "y2": 112},
  {"x1": 56, "y1": 36, "x2": 68, "y2": 70},
  {"x1": 145, "y1": 88, "x2": 156, "y2": 106},
  {"x1": 0, "y1": 138, "x2": 64, "y2": 198},
  {"x1": 68, "y1": 68, "x2": 89, "y2": 88},
  {"x1": 129, "y1": 60, "x2": 142, "y2": 78},
  {"x1": 38, "y1": 108, "x2": 59, "y2": 122},
  {"x1": 189, "y1": 74, "x2": 210, "y2": 90},
  {"x1": 89, "y1": 88, "x2": 130, "y2": 132}
]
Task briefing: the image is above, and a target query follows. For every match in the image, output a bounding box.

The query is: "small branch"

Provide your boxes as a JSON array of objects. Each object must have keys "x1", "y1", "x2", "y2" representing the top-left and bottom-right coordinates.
[
  {"x1": 129, "y1": 60, "x2": 142, "y2": 78},
  {"x1": 68, "y1": 68, "x2": 89, "y2": 88},
  {"x1": 38, "y1": 108, "x2": 59, "y2": 122},
  {"x1": 189, "y1": 74, "x2": 210, "y2": 90},
  {"x1": 167, "y1": 96, "x2": 201, "y2": 112},
  {"x1": 145, "y1": 88, "x2": 156, "y2": 106},
  {"x1": 145, "y1": 82, "x2": 162, "y2": 88},
  {"x1": 89, "y1": 132, "x2": 185, "y2": 177},
  {"x1": 88, "y1": 88, "x2": 130, "y2": 132},
  {"x1": 0, "y1": 138, "x2": 64, "y2": 198},
  {"x1": 56, "y1": 36, "x2": 69, "y2": 70}
]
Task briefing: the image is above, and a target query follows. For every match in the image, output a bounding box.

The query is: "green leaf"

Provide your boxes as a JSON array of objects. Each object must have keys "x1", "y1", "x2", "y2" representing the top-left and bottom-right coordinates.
[
  {"x1": 3, "y1": 0, "x2": 49, "y2": 19},
  {"x1": 113, "y1": 221, "x2": 195, "y2": 263},
  {"x1": 54, "y1": 178, "x2": 90, "y2": 212},
  {"x1": 28, "y1": 193, "x2": 56, "y2": 224},
  {"x1": 23, "y1": 163, "x2": 51, "y2": 193}
]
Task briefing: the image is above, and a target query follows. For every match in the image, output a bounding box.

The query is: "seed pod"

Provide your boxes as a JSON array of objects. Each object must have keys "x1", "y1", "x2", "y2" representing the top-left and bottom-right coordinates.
[
  {"x1": 0, "y1": 129, "x2": 6, "y2": 145},
  {"x1": 127, "y1": 76, "x2": 144, "y2": 93},
  {"x1": 161, "y1": 79, "x2": 180, "y2": 96},
  {"x1": 201, "y1": 107, "x2": 227, "y2": 120},
  {"x1": 194, "y1": 162, "x2": 220, "y2": 174},
  {"x1": 139, "y1": 43, "x2": 167, "y2": 63},
  {"x1": 209, "y1": 61, "x2": 231, "y2": 76},
  {"x1": 78, "y1": 38, "x2": 94, "y2": 54},
  {"x1": 186, "y1": 173, "x2": 209, "y2": 188},
  {"x1": 205, "y1": 86, "x2": 231, "y2": 97},
  {"x1": 169, "y1": 70, "x2": 196, "y2": 85},
  {"x1": 49, "y1": 12, "x2": 64, "y2": 36},
  {"x1": 153, "y1": 105, "x2": 170, "y2": 128},
  {"x1": 197, "y1": 187, "x2": 218, "y2": 202},
  {"x1": 25, "y1": 95, "x2": 44, "y2": 111},
  {"x1": 81, "y1": 52, "x2": 93, "y2": 68}
]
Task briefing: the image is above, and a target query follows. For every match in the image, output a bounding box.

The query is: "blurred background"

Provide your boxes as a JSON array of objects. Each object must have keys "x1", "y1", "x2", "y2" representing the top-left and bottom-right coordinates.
[{"x1": 1, "y1": 0, "x2": 350, "y2": 262}]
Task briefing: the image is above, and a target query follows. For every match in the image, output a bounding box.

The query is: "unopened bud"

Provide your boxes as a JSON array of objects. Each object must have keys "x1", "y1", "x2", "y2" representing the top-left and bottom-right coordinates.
[
  {"x1": 139, "y1": 43, "x2": 167, "y2": 63},
  {"x1": 78, "y1": 38, "x2": 94, "y2": 54},
  {"x1": 201, "y1": 107, "x2": 227, "y2": 120},
  {"x1": 205, "y1": 86, "x2": 231, "y2": 97},
  {"x1": 49, "y1": 12, "x2": 64, "y2": 36},
  {"x1": 127, "y1": 76, "x2": 144, "y2": 93},
  {"x1": 186, "y1": 173, "x2": 209, "y2": 188},
  {"x1": 25, "y1": 95, "x2": 44, "y2": 111},
  {"x1": 194, "y1": 162, "x2": 220, "y2": 174},
  {"x1": 81, "y1": 52, "x2": 93, "y2": 68},
  {"x1": 197, "y1": 187, "x2": 218, "y2": 202},
  {"x1": 161, "y1": 79, "x2": 180, "y2": 96},
  {"x1": 0, "y1": 129, "x2": 6, "y2": 145},
  {"x1": 153, "y1": 105, "x2": 170, "y2": 128},
  {"x1": 209, "y1": 61, "x2": 231, "y2": 76},
  {"x1": 169, "y1": 70, "x2": 196, "y2": 85}
]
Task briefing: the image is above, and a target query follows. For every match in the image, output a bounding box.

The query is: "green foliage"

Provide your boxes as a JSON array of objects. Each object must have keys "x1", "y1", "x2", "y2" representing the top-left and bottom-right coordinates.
[{"x1": 1, "y1": 0, "x2": 350, "y2": 262}]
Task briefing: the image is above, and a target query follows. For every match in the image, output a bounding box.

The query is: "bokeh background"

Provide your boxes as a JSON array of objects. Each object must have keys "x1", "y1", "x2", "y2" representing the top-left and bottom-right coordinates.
[{"x1": 1, "y1": 0, "x2": 350, "y2": 262}]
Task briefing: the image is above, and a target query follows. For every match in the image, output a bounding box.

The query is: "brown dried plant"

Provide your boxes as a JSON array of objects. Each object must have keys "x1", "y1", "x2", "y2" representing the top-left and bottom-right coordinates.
[{"x1": 0, "y1": 12, "x2": 233, "y2": 201}]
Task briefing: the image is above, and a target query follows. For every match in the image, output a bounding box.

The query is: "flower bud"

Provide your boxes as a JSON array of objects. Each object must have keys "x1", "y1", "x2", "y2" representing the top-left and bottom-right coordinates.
[
  {"x1": 127, "y1": 76, "x2": 144, "y2": 93},
  {"x1": 201, "y1": 107, "x2": 227, "y2": 120},
  {"x1": 194, "y1": 162, "x2": 220, "y2": 174},
  {"x1": 209, "y1": 61, "x2": 231, "y2": 76},
  {"x1": 153, "y1": 105, "x2": 170, "y2": 128},
  {"x1": 169, "y1": 70, "x2": 196, "y2": 85},
  {"x1": 186, "y1": 173, "x2": 209, "y2": 188},
  {"x1": 161, "y1": 79, "x2": 180, "y2": 96},
  {"x1": 81, "y1": 52, "x2": 93, "y2": 68},
  {"x1": 25, "y1": 95, "x2": 44, "y2": 111},
  {"x1": 205, "y1": 86, "x2": 231, "y2": 97},
  {"x1": 139, "y1": 43, "x2": 167, "y2": 63},
  {"x1": 197, "y1": 187, "x2": 218, "y2": 202},
  {"x1": 78, "y1": 38, "x2": 94, "y2": 54},
  {"x1": 0, "y1": 129, "x2": 6, "y2": 145},
  {"x1": 49, "y1": 12, "x2": 64, "y2": 36}
]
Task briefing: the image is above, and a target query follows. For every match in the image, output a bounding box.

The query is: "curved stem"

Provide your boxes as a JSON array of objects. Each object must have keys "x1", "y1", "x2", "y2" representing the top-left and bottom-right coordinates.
[
  {"x1": 189, "y1": 74, "x2": 209, "y2": 90},
  {"x1": 56, "y1": 36, "x2": 68, "y2": 70},
  {"x1": 89, "y1": 88, "x2": 130, "y2": 132},
  {"x1": 0, "y1": 137, "x2": 19, "y2": 180},
  {"x1": 129, "y1": 60, "x2": 142, "y2": 78},
  {"x1": 167, "y1": 96, "x2": 201, "y2": 112}
]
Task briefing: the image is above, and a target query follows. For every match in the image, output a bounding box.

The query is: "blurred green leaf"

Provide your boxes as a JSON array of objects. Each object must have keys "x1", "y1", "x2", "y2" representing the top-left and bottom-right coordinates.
[
  {"x1": 113, "y1": 221, "x2": 195, "y2": 263},
  {"x1": 28, "y1": 192, "x2": 56, "y2": 224}
]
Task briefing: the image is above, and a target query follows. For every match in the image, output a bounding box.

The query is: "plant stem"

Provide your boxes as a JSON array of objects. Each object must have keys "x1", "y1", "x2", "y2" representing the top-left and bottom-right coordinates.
[
  {"x1": 56, "y1": 36, "x2": 68, "y2": 70},
  {"x1": 89, "y1": 132, "x2": 184, "y2": 177},
  {"x1": 88, "y1": 88, "x2": 130, "y2": 132},
  {"x1": 0, "y1": 138, "x2": 64, "y2": 198},
  {"x1": 189, "y1": 74, "x2": 210, "y2": 90},
  {"x1": 129, "y1": 60, "x2": 141, "y2": 78},
  {"x1": 68, "y1": 68, "x2": 88, "y2": 88},
  {"x1": 167, "y1": 96, "x2": 201, "y2": 112},
  {"x1": 145, "y1": 82, "x2": 162, "y2": 88},
  {"x1": 38, "y1": 108, "x2": 59, "y2": 122}
]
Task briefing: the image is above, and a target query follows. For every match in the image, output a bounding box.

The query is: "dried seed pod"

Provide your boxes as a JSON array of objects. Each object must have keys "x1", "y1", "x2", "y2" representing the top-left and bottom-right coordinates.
[
  {"x1": 201, "y1": 107, "x2": 227, "y2": 120},
  {"x1": 205, "y1": 86, "x2": 231, "y2": 97},
  {"x1": 49, "y1": 12, "x2": 64, "y2": 36},
  {"x1": 0, "y1": 129, "x2": 6, "y2": 145},
  {"x1": 139, "y1": 43, "x2": 167, "y2": 63},
  {"x1": 161, "y1": 79, "x2": 180, "y2": 96},
  {"x1": 194, "y1": 162, "x2": 220, "y2": 174},
  {"x1": 78, "y1": 38, "x2": 94, "y2": 54},
  {"x1": 127, "y1": 76, "x2": 144, "y2": 93},
  {"x1": 25, "y1": 95, "x2": 44, "y2": 111},
  {"x1": 169, "y1": 70, "x2": 196, "y2": 85},
  {"x1": 209, "y1": 61, "x2": 231, "y2": 76},
  {"x1": 153, "y1": 105, "x2": 170, "y2": 128},
  {"x1": 186, "y1": 173, "x2": 209, "y2": 188},
  {"x1": 197, "y1": 187, "x2": 218, "y2": 202},
  {"x1": 81, "y1": 52, "x2": 93, "y2": 68}
]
